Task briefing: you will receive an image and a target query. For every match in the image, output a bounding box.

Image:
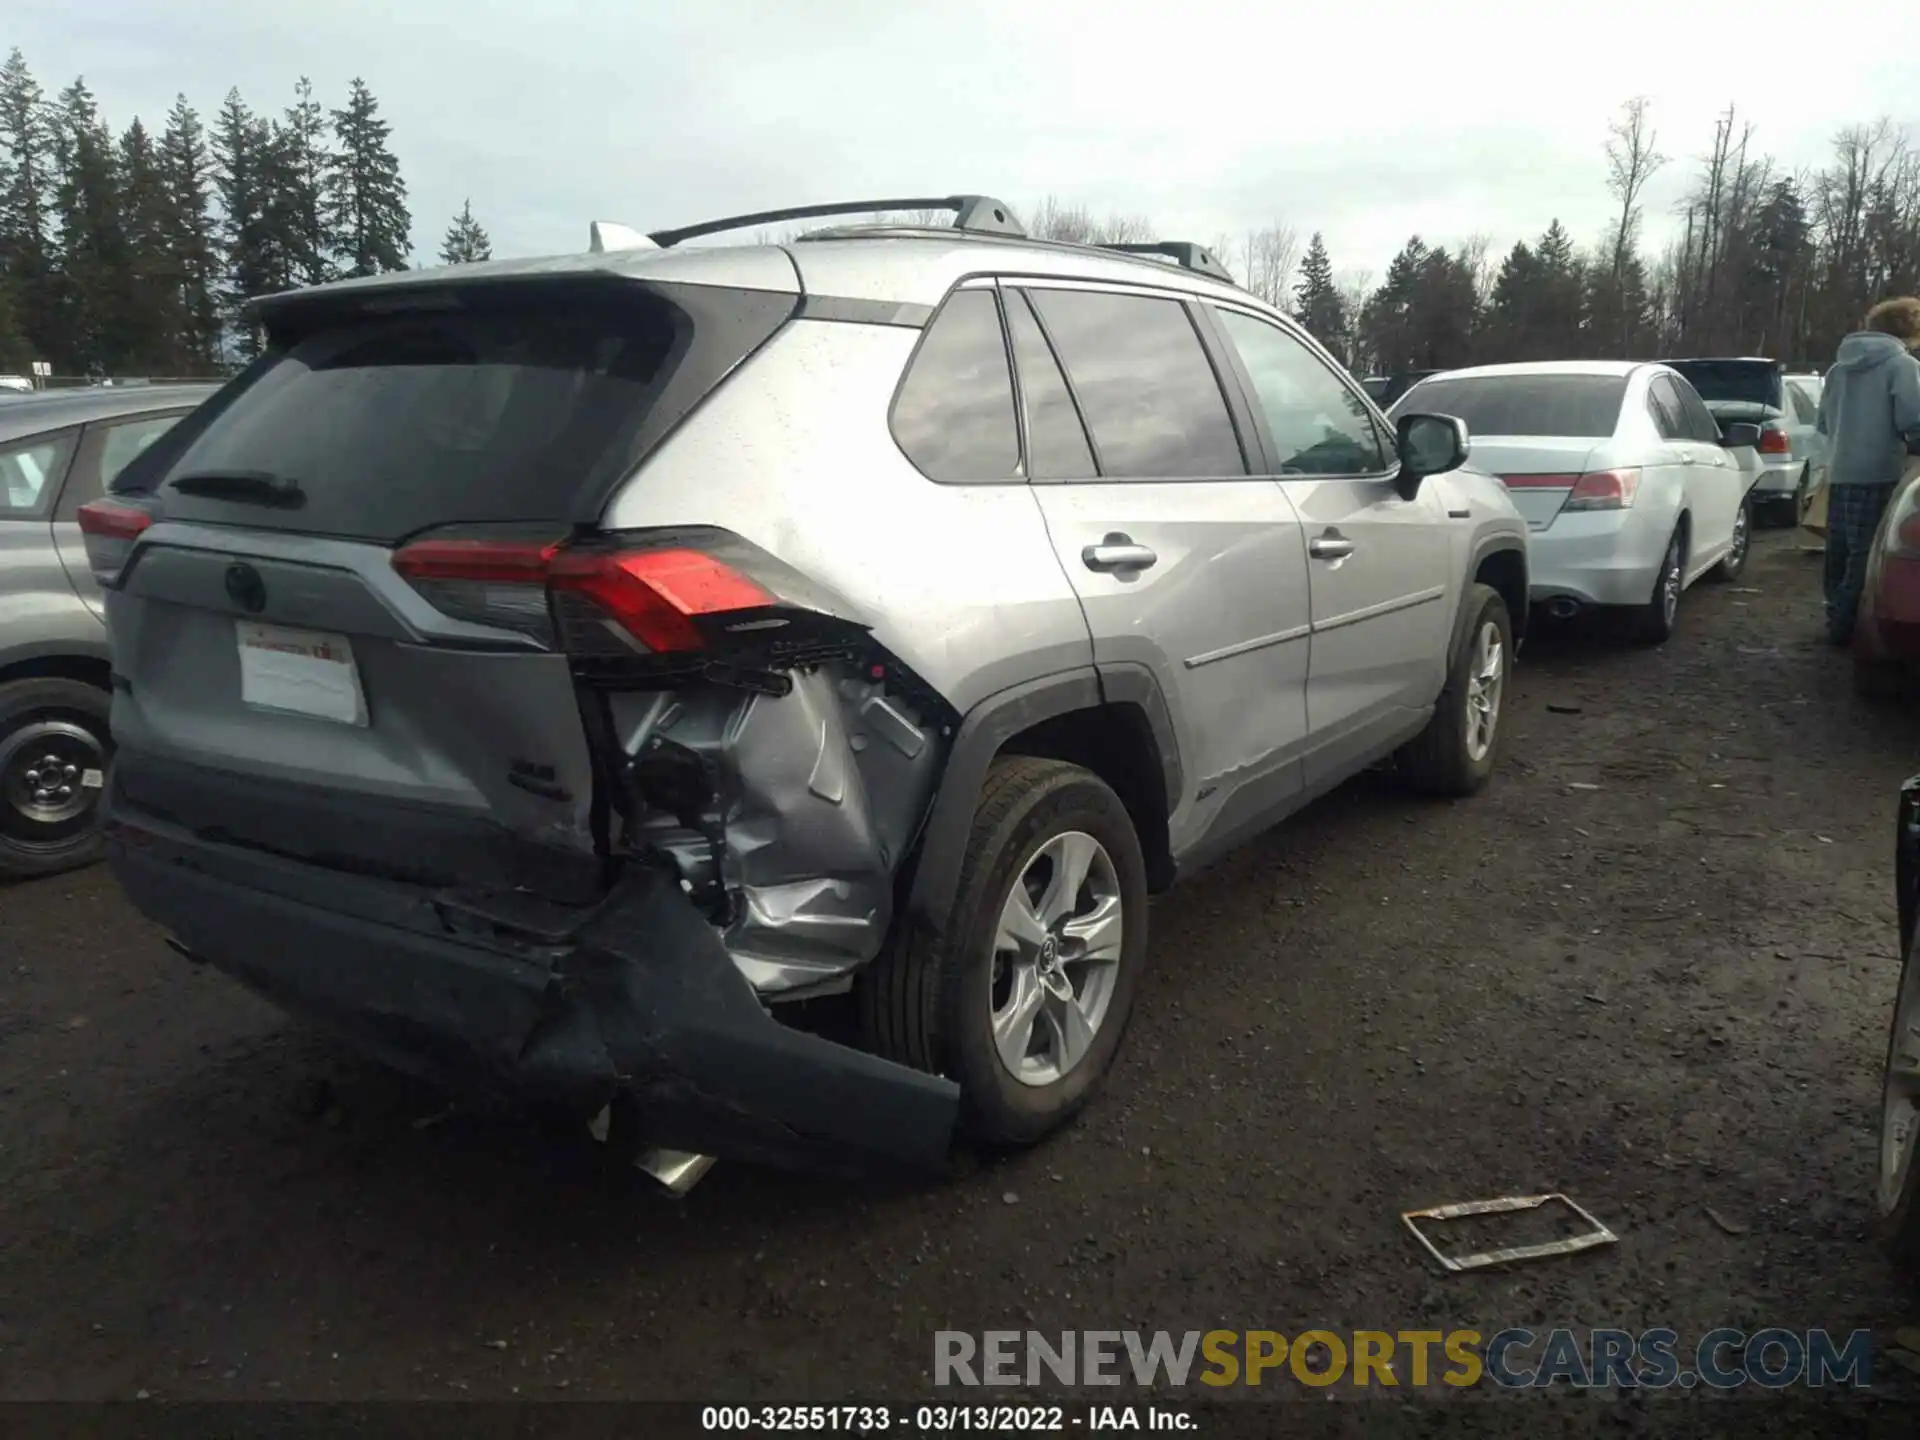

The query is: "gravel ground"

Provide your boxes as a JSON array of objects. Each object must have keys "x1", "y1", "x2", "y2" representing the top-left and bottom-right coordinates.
[{"x1": 1, "y1": 529, "x2": 1916, "y2": 1418}]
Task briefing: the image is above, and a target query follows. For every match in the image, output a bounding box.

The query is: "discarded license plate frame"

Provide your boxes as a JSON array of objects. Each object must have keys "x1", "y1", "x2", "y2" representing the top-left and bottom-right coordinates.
[{"x1": 1402, "y1": 1192, "x2": 1617, "y2": 1273}]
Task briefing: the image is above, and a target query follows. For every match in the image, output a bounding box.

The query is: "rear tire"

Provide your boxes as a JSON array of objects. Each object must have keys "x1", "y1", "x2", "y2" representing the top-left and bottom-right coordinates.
[
  {"x1": 1878, "y1": 929, "x2": 1920, "y2": 1269},
  {"x1": 858, "y1": 756, "x2": 1149, "y2": 1147},
  {"x1": 1632, "y1": 524, "x2": 1686, "y2": 645},
  {"x1": 1396, "y1": 583, "x2": 1512, "y2": 797},
  {"x1": 1710, "y1": 497, "x2": 1751, "y2": 581},
  {"x1": 0, "y1": 677, "x2": 113, "y2": 880}
]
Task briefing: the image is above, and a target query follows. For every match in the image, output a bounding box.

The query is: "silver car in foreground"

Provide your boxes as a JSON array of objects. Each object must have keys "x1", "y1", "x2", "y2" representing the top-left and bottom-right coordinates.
[
  {"x1": 80, "y1": 195, "x2": 1528, "y2": 1185},
  {"x1": 0, "y1": 385, "x2": 216, "y2": 876},
  {"x1": 1392, "y1": 361, "x2": 1763, "y2": 643}
]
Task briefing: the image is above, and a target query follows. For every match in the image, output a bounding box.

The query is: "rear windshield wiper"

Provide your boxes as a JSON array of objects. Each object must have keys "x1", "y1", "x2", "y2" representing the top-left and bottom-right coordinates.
[{"x1": 166, "y1": 469, "x2": 306, "y2": 508}]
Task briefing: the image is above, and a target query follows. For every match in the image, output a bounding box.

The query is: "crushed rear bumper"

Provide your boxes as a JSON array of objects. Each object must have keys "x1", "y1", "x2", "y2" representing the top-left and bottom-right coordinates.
[{"x1": 102, "y1": 802, "x2": 959, "y2": 1179}]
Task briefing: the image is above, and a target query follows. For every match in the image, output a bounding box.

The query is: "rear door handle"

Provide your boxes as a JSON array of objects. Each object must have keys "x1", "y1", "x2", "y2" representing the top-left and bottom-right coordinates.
[
  {"x1": 1309, "y1": 532, "x2": 1356, "y2": 561},
  {"x1": 1082, "y1": 539, "x2": 1158, "y2": 573}
]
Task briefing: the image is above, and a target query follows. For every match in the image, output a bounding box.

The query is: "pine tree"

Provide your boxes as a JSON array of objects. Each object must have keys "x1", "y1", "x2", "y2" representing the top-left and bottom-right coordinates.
[
  {"x1": 1292, "y1": 232, "x2": 1346, "y2": 349},
  {"x1": 1357, "y1": 236, "x2": 1429, "y2": 372},
  {"x1": 439, "y1": 198, "x2": 491, "y2": 265},
  {"x1": 213, "y1": 89, "x2": 276, "y2": 353},
  {"x1": 275, "y1": 77, "x2": 333, "y2": 287},
  {"x1": 51, "y1": 77, "x2": 124, "y2": 374},
  {"x1": 1484, "y1": 241, "x2": 1540, "y2": 363},
  {"x1": 114, "y1": 117, "x2": 177, "y2": 371},
  {"x1": 1532, "y1": 219, "x2": 1586, "y2": 356},
  {"x1": 0, "y1": 48, "x2": 56, "y2": 365},
  {"x1": 326, "y1": 78, "x2": 409, "y2": 277},
  {"x1": 160, "y1": 95, "x2": 221, "y2": 369}
]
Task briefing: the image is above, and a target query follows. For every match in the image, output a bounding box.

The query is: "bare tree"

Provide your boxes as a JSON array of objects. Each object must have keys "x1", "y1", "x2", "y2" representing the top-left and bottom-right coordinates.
[
  {"x1": 1605, "y1": 97, "x2": 1667, "y2": 284},
  {"x1": 1234, "y1": 223, "x2": 1298, "y2": 311},
  {"x1": 1023, "y1": 194, "x2": 1154, "y2": 245}
]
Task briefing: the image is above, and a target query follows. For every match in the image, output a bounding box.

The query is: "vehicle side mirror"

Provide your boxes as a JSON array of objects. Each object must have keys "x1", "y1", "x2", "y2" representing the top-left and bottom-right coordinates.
[
  {"x1": 1395, "y1": 413, "x2": 1469, "y2": 498},
  {"x1": 1720, "y1": 422, "x2": 1762, "y2": 449}
]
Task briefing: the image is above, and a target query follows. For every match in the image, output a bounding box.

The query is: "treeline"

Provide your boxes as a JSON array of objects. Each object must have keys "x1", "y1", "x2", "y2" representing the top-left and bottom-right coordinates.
[
  {"x1": 0, "y1": 48, "x2": 493, "y2": 377},
  {"x1": 1027, "y1": 100, "x2": 1920, "y2": 376}
]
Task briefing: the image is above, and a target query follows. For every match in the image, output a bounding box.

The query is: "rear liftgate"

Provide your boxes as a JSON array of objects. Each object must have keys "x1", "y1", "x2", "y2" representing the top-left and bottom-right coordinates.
[{"x1": 392, "y1": 523, "x2": 962, "y2": 1185}]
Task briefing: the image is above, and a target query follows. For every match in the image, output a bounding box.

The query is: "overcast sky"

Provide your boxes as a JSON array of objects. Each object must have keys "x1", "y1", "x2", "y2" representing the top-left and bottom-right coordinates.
[{"x1": 11, "y1": 0, "x2": 1917, "y2": 282}]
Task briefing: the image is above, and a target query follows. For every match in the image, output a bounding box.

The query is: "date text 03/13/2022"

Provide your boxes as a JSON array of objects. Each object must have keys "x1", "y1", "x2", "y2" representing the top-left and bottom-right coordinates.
[{"x1": 699, "y1": 1404, "x2": 1195, "y2": 1431}]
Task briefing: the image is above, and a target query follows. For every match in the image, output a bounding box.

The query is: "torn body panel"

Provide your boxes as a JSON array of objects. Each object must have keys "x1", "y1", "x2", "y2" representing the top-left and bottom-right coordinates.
[
  {"x1": 610, "y1": 661, "x2": 949, "y2": 999},
  {"x1": 105, "y1": 804, "x2": 960, "y2": 1176}
]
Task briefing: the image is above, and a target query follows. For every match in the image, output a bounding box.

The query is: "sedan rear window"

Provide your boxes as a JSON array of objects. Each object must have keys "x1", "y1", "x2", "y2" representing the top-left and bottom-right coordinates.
[
  {"x1": 1392, "y1": 374, "x2": 1627, "y2": 438},
  {"x1": 132, "y1": 285, "x2": 791, "y2": 542}
]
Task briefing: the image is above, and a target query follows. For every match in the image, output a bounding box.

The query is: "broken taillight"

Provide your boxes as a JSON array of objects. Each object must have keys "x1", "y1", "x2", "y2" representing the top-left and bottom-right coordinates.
[
  {"x1": 75, "y1": 497, "x2": 157, "y2": 585},
  {"x1": 390, "y1": 528, "x2": 821, "y2": 660}
]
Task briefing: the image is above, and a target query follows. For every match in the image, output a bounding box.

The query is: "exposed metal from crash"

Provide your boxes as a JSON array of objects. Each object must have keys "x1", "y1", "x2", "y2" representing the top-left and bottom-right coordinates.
[{"x1": 611, "y1": 663, "x2": 948, "y2": 1001}]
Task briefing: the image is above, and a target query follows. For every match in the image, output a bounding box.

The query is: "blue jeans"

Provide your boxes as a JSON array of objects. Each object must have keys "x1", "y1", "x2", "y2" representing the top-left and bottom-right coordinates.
[{"x1": 1825, "y1": 483, "x2": 1896, "y2": 644}]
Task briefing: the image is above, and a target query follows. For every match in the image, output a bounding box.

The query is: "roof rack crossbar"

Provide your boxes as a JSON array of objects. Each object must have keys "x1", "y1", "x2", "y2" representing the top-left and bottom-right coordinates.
[
  {"x1": 649, "y1": 195, "x2": 1025, "y2": 248},
  {"x1": 1098, "y1": 241, "x2": 1236, "y2": 286}
]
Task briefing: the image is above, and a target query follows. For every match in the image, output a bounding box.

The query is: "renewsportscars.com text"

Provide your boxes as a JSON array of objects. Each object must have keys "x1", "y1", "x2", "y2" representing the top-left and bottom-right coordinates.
[{"x1": 933, "y1": 1328, "x2": 1873, "y2": 1390}]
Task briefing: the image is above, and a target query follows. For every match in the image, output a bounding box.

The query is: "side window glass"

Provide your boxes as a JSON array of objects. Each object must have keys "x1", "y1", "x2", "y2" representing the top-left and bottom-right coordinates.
[
  {"x1": 1005, "y1": 290, "x2": 1095, "y2": 479},
  {"x1": 1212, "y1": 309, "x2": 1387, "y2": 476},
  {"x1": 1647, "y1": 378, "x2": 1685, "y2": 440},
  {"x1": 1027, "y1": 288, "x2": 1244, "y2": 479},
  {"x1": 890, "y1": 289, "x2": 1020, "y2": 482},
  {"x1": 60, "y1": 413, "x2": 184, "y2": 518},
  {"x1": 1673, "y1": 380, "x2": 1722, "y2": 444},
  {"x1": 0, "y1": 431, "x2": 78, "y2": 517}
]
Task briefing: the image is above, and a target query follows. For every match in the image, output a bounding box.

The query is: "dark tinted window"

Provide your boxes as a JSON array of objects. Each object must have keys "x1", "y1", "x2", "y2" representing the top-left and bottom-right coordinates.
[
  {"x1": 1663, "y1": 360, "x2": 1783, "y2": 411},
  {"x1": 891, "y1": 289, "x2": 1020, "y2": 482},
  {"x1": 1028, "y1": 289, "x2": 1244, "y2": 479},
  {"x1": 1005, "y1": 290, "x2": 1094, "y2": 479},
  {"x1": 144, "y1": 289, "x2": 775, "y2": 542},
  {"x1": 1392, "y1": 374, "x2": 1626, "y2": 438},
  {"x1": 1647, "y1": 377, "x2": 1686, "y2": 440},
  {"x1": 1215, "y1": 308, "x2": 1387, "y2": 475}
]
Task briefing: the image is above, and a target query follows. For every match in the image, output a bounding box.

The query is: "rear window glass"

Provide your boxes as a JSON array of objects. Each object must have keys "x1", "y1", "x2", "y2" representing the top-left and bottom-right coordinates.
[
  {"x1": 1392, "y1": 374, "x2": 1627, "y2": 438},
  {"x1": 1663, "y1": 361, "x2": 1782, "y2": 411},
  {"x1": 139, "y1": 290, "x2": 756, "y2": 542}
]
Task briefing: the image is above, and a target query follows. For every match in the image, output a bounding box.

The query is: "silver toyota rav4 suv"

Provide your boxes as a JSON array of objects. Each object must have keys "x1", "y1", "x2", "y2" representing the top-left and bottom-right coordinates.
[{"x1": 81, "y1": 196, "x2": 1528, "y2": 1184}]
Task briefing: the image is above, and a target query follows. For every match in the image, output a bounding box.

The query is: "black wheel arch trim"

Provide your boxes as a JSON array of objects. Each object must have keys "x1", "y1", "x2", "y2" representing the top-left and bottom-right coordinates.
[
  {"x1": 0, "y1": 639, "x2": 114, "y2": 678},
  {"x1": 905, "y1": 666, "x2": 1181, "y2": 932},
  {"x1": 1457, "y1": 534, "x2": 1527, "y2": 655}
]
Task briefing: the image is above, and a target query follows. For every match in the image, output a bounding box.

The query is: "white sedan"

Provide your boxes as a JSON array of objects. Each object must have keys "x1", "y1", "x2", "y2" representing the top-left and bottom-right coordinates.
[{"x1": 1390, "y1": 361, "x2": 1763, "y2": 643}]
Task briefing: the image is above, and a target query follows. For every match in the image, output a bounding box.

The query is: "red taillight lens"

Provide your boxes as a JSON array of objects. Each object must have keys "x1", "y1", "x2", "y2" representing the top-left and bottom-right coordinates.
[
  {"x1": 390, "y1": 535, "x2": 777, "y2": 654},
  {"x1": 76, "y1": 498, "x2": 154, "y2": 541},
  {"x1": 1562, "y1": 468, "x2": 1641, "y2": 512},
  {"x1": 75, "y1": 498, "x2": 156, "y2": 586},
  {"x1": 1758, "y1": 425, "x2": 1792, "y2": 454},
  {"x1": 549, "y1": 547, "x2": 774, "y2": 654}
]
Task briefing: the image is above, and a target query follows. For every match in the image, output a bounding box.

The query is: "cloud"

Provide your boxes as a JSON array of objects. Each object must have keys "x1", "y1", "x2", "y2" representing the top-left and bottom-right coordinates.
[{"x1": 8, "y1": 0, "x2": 1916, "y2": 275}]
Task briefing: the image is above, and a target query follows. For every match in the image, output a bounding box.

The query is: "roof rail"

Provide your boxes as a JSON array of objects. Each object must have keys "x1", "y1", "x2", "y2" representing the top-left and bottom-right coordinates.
[
  {"x1": 1099, "y1": 241, "x2": 1236, "y2": 286},
  {"x1": 649, "y1": 195, "x2": 1025, "y2": 248}
]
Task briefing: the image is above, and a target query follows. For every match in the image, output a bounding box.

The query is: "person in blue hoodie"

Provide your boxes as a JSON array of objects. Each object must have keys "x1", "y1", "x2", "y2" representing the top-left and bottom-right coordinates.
[{"x1": 1815, "y1": 296, "x2": 1920, "y2": 645}]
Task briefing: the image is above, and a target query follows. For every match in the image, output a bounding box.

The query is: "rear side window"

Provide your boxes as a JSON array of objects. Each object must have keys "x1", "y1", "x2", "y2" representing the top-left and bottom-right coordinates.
[
  {"x1": 139, "y1": 286, "x2": 789, "y2": 542},
  {"x1": 1027, "y1": 288, "x2": 1245, "y2": 479},
  {"x1": 1396, "y1": 375, "x2": 1626, "y2": 438},
  {"x1": 1667, "y1": 378, "x2": 1724, "y2": 444},
  {"x1": 890, "y1": 288, "x2": 1020, "y2": 482},
  {"x1": 0, "y1": 430, "x2": 77, "y2": 517},
  {"x1": 1647, "y1": 377, "x2": 1686, "y2": 440},
  {"x1": 1005, "y1": 290, "x2": 1094, "y2": 479},
  {"x1": 59, "y1": 412, "x2": 185, "y2": 518},
  {"x1": 1788, "y1": 383, "x2": 1818, "y2": 424}
]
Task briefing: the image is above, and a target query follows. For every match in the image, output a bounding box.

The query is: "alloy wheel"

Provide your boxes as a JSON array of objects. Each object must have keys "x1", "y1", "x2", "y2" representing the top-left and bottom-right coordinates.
[
  {"x1": 989, "y1": 831, "x2": 1125, "y2": 1087},
  {"x1": 1661, "y1": 538, "x2": 1682, "y2": 627},
  {"x1": 1463, "y1": 620, "x2": 1505, "y2": 764}
]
